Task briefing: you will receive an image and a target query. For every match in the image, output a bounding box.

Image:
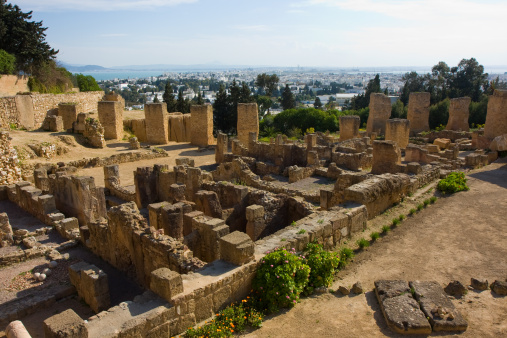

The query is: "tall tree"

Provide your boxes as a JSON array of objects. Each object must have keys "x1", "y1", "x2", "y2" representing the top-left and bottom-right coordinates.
[
  {"x1": 255, "y1": 73, "x2": 279, "y2": 97},
  {"x1": 213, "y1": 84, "x2": 230, "y2": 134},
  {"x1": 449, "y1": 58, "x2": 488, "y2": 102},
  {"x1": 153, "y1": 94, "x2": 159, "y2": 103},
  {"x1": 196, "y1": 90, "x2": 204, "y2": 105},
  {"x1": 351, "y1": 74, "x2": 382, "y2": 109},
  {"x1": 176, "y1": 88, "x2": 189, "y2": 113},
  {"x1": 313, "y1": 97, "x2": 322, "y2": 109},
  {"x1": 163, "y1": 82, "x2": 177, "y2": 112},
  {"x1": 281, "y1": 84, "x2": 296, "y2": 110}
]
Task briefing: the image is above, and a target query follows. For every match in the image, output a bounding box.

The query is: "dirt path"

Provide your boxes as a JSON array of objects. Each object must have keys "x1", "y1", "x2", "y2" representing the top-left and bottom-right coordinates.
[{"x1": 244, "y1": 159, "x2": 507, "y2": 338}]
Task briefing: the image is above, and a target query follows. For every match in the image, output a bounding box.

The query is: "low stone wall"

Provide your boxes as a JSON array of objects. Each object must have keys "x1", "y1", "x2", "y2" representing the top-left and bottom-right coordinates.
[
  {"x1": 0, "y1": 131, "x2": 22, "y2": 185},
  {"x1": 0, "y1": 91, "x2": 103, "y2": 130}
]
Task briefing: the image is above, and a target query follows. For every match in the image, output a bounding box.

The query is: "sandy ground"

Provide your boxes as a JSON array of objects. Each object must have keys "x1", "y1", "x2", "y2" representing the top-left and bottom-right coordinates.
[{"x1": 244, "y1": 159, "x2": 507, "y2": 338}]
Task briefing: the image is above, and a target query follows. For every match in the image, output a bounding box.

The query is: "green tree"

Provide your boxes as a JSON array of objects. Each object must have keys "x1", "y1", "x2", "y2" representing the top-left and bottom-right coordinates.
[
  {"x1": 400, "y1": 72, "x2": 429, "y2": 105},
  {"x1": 0, "y1": 2, "x2": 58, "y2": 73},
  {"x1": 163, "y1": 82, "x2": 177, "y2": 112},
  {"x1": 195, "y1": 91, "x2": 204, "y2": 105},
  {"x1": 351, "y1": 74, "x2": 382, "y2": 109},
  {"x1": 176, "y1": 88, "x2": 189, "y2": 113},
  {"x1": 313, "y1": 97, "x2": 322, "y2": 109},
  {"x1": 449, "y1": 58, "x2": 488, "y2": 101},
  {"x1": 428, "y1": 61, "x2": 451, "y2": 104},
  {"x1": 213, "y1": 84, "x2": 230, "y2": 134},
  {"x1": 153, "y1": 94, "x2": 159, "y2": 103},
  {"x1": 255, "y1": 73, "x2": 279, "y2": 96},
  {"x1": 281, "y1": 84, "x2": 296, "y2": 110},
  {"x1": 76, "y1": 74, "x2": 101, "y2": 92},
  {"x1": 257, "y1": 95, "x2": 272, "y2": 117},
  {"x1": 0, "y1": 49, "x2": 15, "y2": 74},
  {"x1": 428, "y1": 98, "x2": 450, "y2": 130},
  {"x1": 390, "y1": 99, "x2": 407, "y2": 119}
]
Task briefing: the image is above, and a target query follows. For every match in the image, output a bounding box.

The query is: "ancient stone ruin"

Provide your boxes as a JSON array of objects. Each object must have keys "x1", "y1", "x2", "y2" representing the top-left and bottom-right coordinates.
[
  {"x1": 446, "y1": 97, "x2": 471, "y2": 131},
  {"x1": 407, "y1": 92, "x2": 430, "y2": 135},
  {"x1": 367, "y1": 93, "x2": 391, "y2": 135}
]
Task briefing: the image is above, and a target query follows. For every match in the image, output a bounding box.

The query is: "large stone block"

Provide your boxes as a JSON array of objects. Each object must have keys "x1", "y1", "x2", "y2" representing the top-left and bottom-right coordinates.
[
  {"x1": 43, "y1": 309, "x2": 88, "y2": 338},
  {"x1": 385, "y1": 119, "x2": 410, "y2": 149},
  {"x1": 446, "y1": 97, "x2": 471, "y2": 131},
  {"x1": 190, "y1": 105, "x2": 214, "y2": 147},
  {"x1": 98, "y1": 101, "x2": 123, "y2": 140},
  {"x1": 407, "y1": 92, "x2": 430, "y2": 135},
  {"x1": 219, "y1": 231, "x2": 254, "y2": 265},
  {"x1": 237, "y1": 103, "x2": 259, "y2": 148},
  {"x1": 484, "y1": 89, "x2": 507, "y2": 140},
  {"x1": 367, "y1": 93, "x2": 391, "y2": 135},
  {"x1": 150, "y1": 268, "x2": 183, "y2": 301},
  {"x1": 145, "y1": 103, "x2": 169, "y2": 144},
  {"x1": 58, "y1": 103, "x2": 82, "y2": 131},
  {"x1": 371, "y1": 140, "x2": 401, "y2": 174},
  {"x1": 339, "y1": 115, "x2": 360, "y2": 141}
]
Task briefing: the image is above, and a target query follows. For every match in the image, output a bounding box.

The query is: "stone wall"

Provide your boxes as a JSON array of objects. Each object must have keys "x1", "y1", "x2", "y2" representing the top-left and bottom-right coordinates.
[
  {"x1": 446, "y1": 97, "x2": 471, "y2": 131},
  {"x1": 385, "y1": 119, "x2": 410, "y2": 149},
  {"x1": 98, "y1": 101, "x2": 123, "y2": 140},
  {"x1": 371, "y1": 140, "x2": 401, "y2": 175},
  {"x1": 190, "y1": 105, "x2": 214, "y2": 147},
  {"x1": 145, "y1": 103, "x2": 169, "y2": 144},
  {"x1": 0, "y1": 91, "x2": 103, "y2": 130},
  {"x1": 484, "y1": 90, "x2": 507, "y2": 140},
  {"x1": 168, "y1": 113, "x2": 191, "y2": 142},
  {"x1": 367, "y1": 93, "x2": 391, "y2": 135},
  {"x1": 407, "y1": 92, "x2": 430, "y2": 135},
  {"x1": 339, "y1": 115, "x2": 360, "y2": 141},
  {"x1": 0, "y1": 75, "x2": 29, "y2": 97},
  {"x1": 237, "y1": 103, "x2": 259, "y2": 148},
  {"x1": 0, "y1": 131, "x2": 22, "y2": 185}
]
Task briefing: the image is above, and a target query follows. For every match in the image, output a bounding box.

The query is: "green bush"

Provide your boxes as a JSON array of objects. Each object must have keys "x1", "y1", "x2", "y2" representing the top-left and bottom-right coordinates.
[
  {"x1": 370, "y1": 232, "x2": 380, "y2": 241},
  {"x1": 252, "y1": 248, "x2": 310, "y2": 313},
  {"x1": 429, "y1": 196, "x2": 437, "y2": 204},
  {"x1": 423, "y1": 199, "x2": 430, "y2": 206},
  {"x1": 409, "y1": 208, "x2": 416, "y2": 215},
  {"x1": 398, "y1": 214, "x2": 406, "y2": 221},
  {"x1": 417, "y1": 204, "x2": 424, "y2": 211},
  {"x1": 356, "y1": 238, "x2": 370, "y2": 249},
  {"x1": 0, "y1": 49, "x2": 16, "y2": 74},
  {"x1": 437, "y1": 172, "x2": 469, "y2": 194},
  {"x1": 338, "y1": 247, "x2": 354, "y2": 269},
  {"x1": 392, "y1": 218, "x2": 400, "y2": 226},
  {"x1": 301, "y1": 243, "x2": 340, "y2": 295},
  {"x1": 76, "y1": 74, "x2": 101, "y2": 92},
  {"x1": 381, "y1": 225, "x2": 391, "y2": 233}
]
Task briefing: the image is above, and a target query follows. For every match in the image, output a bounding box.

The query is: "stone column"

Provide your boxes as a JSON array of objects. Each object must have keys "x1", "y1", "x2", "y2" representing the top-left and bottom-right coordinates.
[
  {"x1": 371, "y1": 140, "x2": 401, "y2": 174},
  {"x1": 237, "y1": 103, "x2": 259, "y2": 148},
  {"x1": 145, "y1": 103, "x2": 168, "y2": 144},
  {"x1": 339, "y1": 115, "x2": 360, "y2": 141},
  {"x1": 367, "y1": 93, "x2": 391, "y2": 135},
  {"x1": 484, "y1": 90, "x2": 507, "y2": 140},
  {"x1": 246, "y1": 205, "x2": 265, "y2": 241},
  {"x1": 98, "y1": 101, "x2": 123, "y2": 140},
  {"x1": 190, "y1": 105, "x2": 214, "y2": 147},
  {"x1": 407, "y1": 92, "x2": 430, "y2": 135},
  {"x1": 446, "y1": 97, "x2": 471, "y2": 131},
  {"x1": 215, "y1": 132, "x2": 228, "y2": 164},
  {"x1": 385, "y1": 119, "x2": 410, "y2": 149},
  {"x1": 58, "y1": 103, "x2": 82, "y2": 131}
]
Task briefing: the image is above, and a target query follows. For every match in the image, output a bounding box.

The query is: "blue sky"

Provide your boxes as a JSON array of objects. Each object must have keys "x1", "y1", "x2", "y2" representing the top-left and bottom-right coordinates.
[{"x1": 11, "y1": 0, "x2": 507, "y2": 68}]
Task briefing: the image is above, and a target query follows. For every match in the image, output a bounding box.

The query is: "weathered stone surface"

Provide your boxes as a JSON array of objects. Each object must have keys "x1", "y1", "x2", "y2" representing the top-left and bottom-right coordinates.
[
  {"x1": 367, "y1": 93, "x2": 391, "y2": 135},
  {"x1": 98, "y1": 101, "x2": 123, "y2": 140},
  {"x1": 219, "y1": 231, "x2": 254, "y2": 265},
  {"x1": 385, "y1": 119, "x2": 410, "y2": 149},
  {"x1": 443, "y1": 280, "x2": 467, "y2": 297},
  {"x1": 5, "y1": 320, "x2": 31, "y2": 338},
  {"x1": 145, "y1": 103, "x2": 169, "y2": 144},
  {"x1": 434, "y1": 138, "x2": 451, "y2": 150},
  {"x1": 22, "y1": 236, "x2": 39, "y2": 248},
  {"x1": 490, "y1": 280, "x2": 507, "y2": 295},
  {"x1": 237, "y1": 103, "x2": 259, "y2": 149},
  {"x1": 195, "y1": 190, "x2": 222, "y2": 219},
  {"x1": 338, "y1": 286, "x2": 350, "y2": 295},
  {"x1": 470, "y1": 278, "x2": 489, "y2": 291},
  {"x1": 371, "y1": 140, "x2": 401, "y2": 175},
  {"x1": 58, "y1": 103, "x2": 81, "y2": 131},
  {"x1": 150, "y1": 268, "x2": 183, "y2": 301},
  {"x1": 190, "y1": 105, "x2": 214, "y2": 147},
  {"x1": 351, "y1": 281, "x2": 363, "y2": 294},
  {"x1": 484, "y1": 89, "x2": 507, "y2": 140},
  {"x1": 407, "y1": 92, "x2": 430, "y2": 135},
  {"x1": 410, "y1": 280, "x2": 468, "y2": 332},
  {"x1": 129, "y1": 136, "x2": 140, "y2": 150},
  {"x1": 0, "y1": 212, "x2": 14, "y2": 247},
  {"x1": 339, "y1": 115, "x2": 360, "y2": 141},
  {"x1": 69, "y1": 262, "x2": 110, "y2": 313},
  {"x1": 375, "y1": 280, "x2": 432, "y2": 335},
  {"x1": 43, "y1": 309, "x2": 88, "y2": 338},
  {"x1": 83, "y1": 118, "x2": 106, "y2": 148},
  {"x1": 490, "y1": 134, "x2": 507, "y2": 152},
  {"x1": 446, "y1": 97, "x2": 471, "y2": 131}
]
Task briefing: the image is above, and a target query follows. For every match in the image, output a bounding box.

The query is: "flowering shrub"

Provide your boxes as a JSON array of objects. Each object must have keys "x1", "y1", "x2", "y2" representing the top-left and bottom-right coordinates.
[
  {"x1": 252, "y1": 248, "x2": 310, "y2": 313},
  {"x1": 301, "y1": 243, "x2": 340, "y2": 295},
  {"x1": 437, "y1": 172, "x2": 469, "y2": 194},
  {"x1": 185, "y1": 299, "x2": 263, "y2": 337}
]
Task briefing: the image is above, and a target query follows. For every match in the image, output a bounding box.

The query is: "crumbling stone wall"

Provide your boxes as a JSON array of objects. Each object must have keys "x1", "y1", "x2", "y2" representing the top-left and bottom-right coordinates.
[
  {"x1": 123, "y1": 118, "x2": 147, "y2": 142},
  {"x1": 145, "y1": 103, "x2": 169, "y2": 144},
  {"x1": 385, "y1": 119, "x2": 410, "y2": 149},
  {"x1": 103, "y1": 165, "x2": 136, "y2": 202},
  {"x1": 339, "y1": 115, "x2": 360, "y2": 141},
  {"x1": 484, "y1": 89, "x2": 507, "y2": 140},
  {"x1": 190, "y1": 105, "x2": 214, "y2": 147},
  {"x1": 371, "y1": 140, "x2": 401, "y2": 174},
  {"x1": 69, "y1": 262, "x2": 110, "y2": 313},
  {"x1": 367, "y1": 93, "x2": 391, "y2": 135},
  {"x1": 446, "y1": 97, "x2": 471, "y2": 131},
  {"x1": 58, "y1": 103, "x2": 81, "y2": 131},
  {"x1": 98, "y1": 100, "x2": 123, "y2": 140},
  {"x1": 0, "y1": 91, "x2": 103, "y2": 130},
  {"x1": 407, "y1": 92, "x2": 430, "y2": 135},
  {"x1": 237, "y1": 103, "x2": 259, "y2": 148},
  {"x1": 0, "y1": 131, "x2": 22, "y2": 185},
  {"x1": 83, "y1": 118, "x2": 106, "y2": 148},
  {"x1": 168, "y1": 113, "x2": 191, "y2": 142}
]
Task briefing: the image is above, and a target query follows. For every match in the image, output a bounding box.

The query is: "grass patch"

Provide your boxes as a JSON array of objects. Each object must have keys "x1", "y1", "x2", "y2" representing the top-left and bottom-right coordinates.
[
  {"x1": 409, "y1": 208, "x2": 417, "y2": 215},
  {"x1": 370, "y1": 232, "x2": 380, "y2": 241},
  {"x1": 297, "y1": 229, "x2": 306, "y2": 235},
  {"x1": 423, "y1": 199, "x2": 430, "y2": 207},
  {"x1": 398, "y1": 214, "x2": 406, "y2": 221},
  {"x1": 417, "y1": 204, "x2": 424, "y2": 211},
  {"x1": 381, "y1": 225, "x2": 391, "y2": 233},
  {"x1": 392, "y1": 218, "x2": 400, "y2": 226},
  {"x1": 356, "y1": 238, "x2": 370, "y2": 249},
  {"x1": 429, "y1": 196, "x2": 437, "y2": 204}
]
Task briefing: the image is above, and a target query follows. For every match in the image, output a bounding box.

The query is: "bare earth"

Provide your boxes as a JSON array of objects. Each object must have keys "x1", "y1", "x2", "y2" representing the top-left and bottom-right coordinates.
[{"x1": 244, "y1": 159, "x2": 507, "y2": 338}]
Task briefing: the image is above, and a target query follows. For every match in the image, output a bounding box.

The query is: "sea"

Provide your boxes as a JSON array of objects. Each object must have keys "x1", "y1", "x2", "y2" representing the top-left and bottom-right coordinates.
[{"x1": 78, "y1": 71, "x2": 170, "y2": 82}]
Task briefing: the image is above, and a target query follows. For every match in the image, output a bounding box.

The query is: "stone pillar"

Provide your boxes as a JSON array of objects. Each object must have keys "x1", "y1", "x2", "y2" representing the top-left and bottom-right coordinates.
[
  {"x1": 0, "y1": 212, "x2": 14, "y2": 247},
  {"x1": 446, "y1": 97, "x2": 471, "y2": 131},
  {"x1": 150, "y1": 268, "x2": 183, "y2": 301},
  {"x1": 195, "y1": 190, "x2": 222, "y2": 219},
  {"x1": 103, "y1": 164, "x2": 120, "y2": 190},
  {"x1": 5, "y1": 320, "x2": 31, "y2": 338},
  {"x1": 339, "y1": 115, "x2": 360, "y2": 141},
  {"x1": 371, "y1": 140, "x2": 401, "y2": 174},
  {"x1": 219, "y1": 231, "x2": 255, "y2": 265},
  {"x1": 367, "y1": 93, "x2": 391, "y2": 135},
  {"x1": 407, "y1": 92, "x2": 430, "y2": 135},
  {"x1": 98, "y1": 101, "x2": 123, "y2": 140},
  {"x1": 134, "y1": 166, "x2": 158, "y2": 208},
  {"x1": 246, "y1": 205, "x2": 266, "y2": 241},
  {"x1": 237, "y1": 103, "x2": 259, "y2": 148},
  {"x1": 145, "y1": 103, "x2": 169, "y2": 144},
  {"x1": 69, "y1": 262, "x2": 110, "y2": 313},
  {"x1": 58, "y1": 103, "x2": 81, "y2": 131},
  {"x1": 484, "y1": 89, "x2": 507, "y2": 140},
  {"x1": 49, "y1": 116, "x2": 64, "y2": 132},
  {"x1": 305, "y1": 133, "x2": 317, "y2": 150},
  {"x1": 190, "y1": 105, "x2": 214, "y2": 147},
  {"x1": 385, "y1": 119, "x2": 410, "y2": 149},
  {"x1": 216, "y1": 132, "x2": 228, "y2": 164}
]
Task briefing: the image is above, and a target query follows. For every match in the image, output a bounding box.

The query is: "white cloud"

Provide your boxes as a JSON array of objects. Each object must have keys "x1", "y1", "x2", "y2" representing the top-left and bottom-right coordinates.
[{"x1": 14, "y1": 0, "x2": 198, "y2": 12}]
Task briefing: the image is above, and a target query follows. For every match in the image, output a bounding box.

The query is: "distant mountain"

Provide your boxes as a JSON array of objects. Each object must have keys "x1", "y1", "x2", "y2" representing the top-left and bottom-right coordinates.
[{"x1": 59, "y1": 62, "x2": 110, "y2": 72}]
